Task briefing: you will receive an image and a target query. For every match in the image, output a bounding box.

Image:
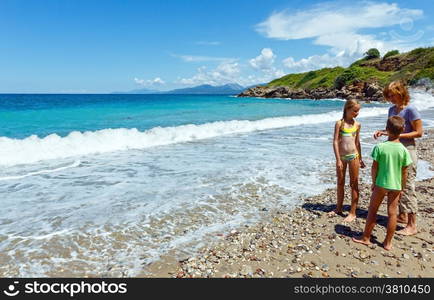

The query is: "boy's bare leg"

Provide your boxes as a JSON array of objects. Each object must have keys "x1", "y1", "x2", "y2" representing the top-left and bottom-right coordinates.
[
  {"x1": 383, "y1": 190, "x2": 401, "y2": 250},
  {"x1": 397, "y1": 212, "x2": 408, "y2": 224},
  {"x1": 329, "y1": 162, "x2": 347, "y2": 216},
  {"x1": 396, "y1": 213, "x2": 418, "y2": 235},
  {"x1": 344, "y1": 158, "x2": 359, "y2": 222},
  {"x1": 353, "y1": 186, "x2": 386, "y2": 246}
]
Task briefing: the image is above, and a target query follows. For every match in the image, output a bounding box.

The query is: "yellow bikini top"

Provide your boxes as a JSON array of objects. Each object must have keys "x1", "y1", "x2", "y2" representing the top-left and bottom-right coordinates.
[{"x1": 339, "y1": 120, "x2": 358, "y2": 137}]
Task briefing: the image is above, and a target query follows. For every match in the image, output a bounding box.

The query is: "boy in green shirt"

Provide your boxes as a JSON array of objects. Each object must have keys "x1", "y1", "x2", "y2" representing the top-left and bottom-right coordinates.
[{"x1": 353, "y1": 116, "x2": 412, "y2": 250}]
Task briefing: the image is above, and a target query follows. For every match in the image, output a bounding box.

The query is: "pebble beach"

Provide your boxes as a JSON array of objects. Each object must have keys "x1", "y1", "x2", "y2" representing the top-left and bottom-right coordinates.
[{"x1": 144, "y1": 129, "x2": 434, "y2": 278}]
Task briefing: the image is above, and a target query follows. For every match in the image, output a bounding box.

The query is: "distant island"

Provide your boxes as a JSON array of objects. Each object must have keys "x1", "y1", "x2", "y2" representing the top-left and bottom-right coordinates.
[
  {"x1": 112, "y1": 88, "x2": 160, "y2": 94},
  {"x1": 165, "y1": 83, "x2": 245, "y2": 94},
  {"x1": 238, "y1": 47, "x2": 434, "y2": 101},
  {"x1": 114, "y1": 83, "x2": 246, "y2": 95}
]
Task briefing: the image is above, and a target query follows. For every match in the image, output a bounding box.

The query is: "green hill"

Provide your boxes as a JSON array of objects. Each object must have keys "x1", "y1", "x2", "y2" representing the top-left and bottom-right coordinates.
[
  {"x1": 268, "y1": 47, "x2": 434, "y2": 90},
  {"x1": 239, "y1": 47, "x2": 434, "y2": 101}
]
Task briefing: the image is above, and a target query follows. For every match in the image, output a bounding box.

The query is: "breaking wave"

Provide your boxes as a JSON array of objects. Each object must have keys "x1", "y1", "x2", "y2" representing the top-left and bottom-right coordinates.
[{"x1": 1, "y1": 90, "x2": 433, "y2": 166}]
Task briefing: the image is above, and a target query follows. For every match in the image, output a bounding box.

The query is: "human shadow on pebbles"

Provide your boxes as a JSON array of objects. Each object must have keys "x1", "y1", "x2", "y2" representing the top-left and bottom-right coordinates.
[
  {"x1": 334, "y1": 224, "x2": 383, "y2": 246},
  {"x1": 303, "y1": 203, "x2": 368, "y2": 216},
  {"x1": 305, "y1": 201, "x2": 403, "y2": 232}
]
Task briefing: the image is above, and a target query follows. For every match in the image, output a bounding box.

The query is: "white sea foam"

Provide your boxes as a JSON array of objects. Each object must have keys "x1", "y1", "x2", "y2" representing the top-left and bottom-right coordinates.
[
  {"x1": 0, "y1": 160, "x2": 80, "y2": 181},
  {"x1": 5, "y1": 229, "x2": 73, "y2": 240},
  {"x1": 411, "y1": 89, "x2": 434, "y2": 110},
  {"x1": 1, "y1": 91, "x2": 433, "y2": 166},
  {"x1": 416, "y1": 160, "x2": 434, "y2": 181},
  {"x1": 0, "y1": 111, "x2": 351, "y2": 166}
]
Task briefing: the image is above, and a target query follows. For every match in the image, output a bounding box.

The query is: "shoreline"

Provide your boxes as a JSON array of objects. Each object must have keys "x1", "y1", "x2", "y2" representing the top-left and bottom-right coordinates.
[
  {"x1": 237, "y1": 83, "x2": 385, "y2": 102},
  {"x1": 237, "y1": 86, "x2": 434, "y2": 104},
  {"x1": 143, "y1": 129, "x2": 434, "y2": 278}
]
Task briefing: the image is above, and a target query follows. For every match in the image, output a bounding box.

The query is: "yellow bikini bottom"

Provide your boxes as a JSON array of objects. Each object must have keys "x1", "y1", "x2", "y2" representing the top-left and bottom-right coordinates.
[{"x1": 340, "y1": 153, "x2": 359, "y2": 161}]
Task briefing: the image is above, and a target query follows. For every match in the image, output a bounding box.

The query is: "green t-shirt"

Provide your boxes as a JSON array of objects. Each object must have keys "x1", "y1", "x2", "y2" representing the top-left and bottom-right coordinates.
[{"x1": 371, "y1": 141, "x2": 413, "y2": 190}]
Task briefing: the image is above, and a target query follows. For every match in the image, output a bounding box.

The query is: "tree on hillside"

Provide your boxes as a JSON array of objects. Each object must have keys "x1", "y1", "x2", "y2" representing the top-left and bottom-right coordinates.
[
  {"x1": 364, "y1": 48, "x2": 380, "y2": 59},
  {"x1": 383, "y1": 50, "x2": 399, "y2": 59}
]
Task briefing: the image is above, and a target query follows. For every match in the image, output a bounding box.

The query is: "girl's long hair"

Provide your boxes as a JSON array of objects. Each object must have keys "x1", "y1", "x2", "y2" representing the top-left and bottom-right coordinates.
[
  {"x1": 383, "y1": 81, "x2": 410, "y2": 106},
  {"x1": 342, "y1": 99, "x2": 360, "y2": 119},
  {"x1": 340, "y1": 99, "x2": 360, "y2": 131}
]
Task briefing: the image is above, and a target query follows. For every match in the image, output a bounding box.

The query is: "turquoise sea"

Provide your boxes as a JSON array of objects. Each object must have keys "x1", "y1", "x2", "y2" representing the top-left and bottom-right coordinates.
[{"x1": 1, "y1": 92, "x2": 433, "y2": 276}]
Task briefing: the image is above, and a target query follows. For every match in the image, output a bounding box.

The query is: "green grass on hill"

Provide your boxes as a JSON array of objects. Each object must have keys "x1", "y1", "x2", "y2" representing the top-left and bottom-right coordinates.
[
  {"x1": 395, "y1": 47, "x2": 434, "y2": 84},
  {"x1": 349, "y1": 66, "x2": 393, "y2": 84},
  {"x1": 268, "y1": 67, "x2": 345, "y2": 89},
  {"x1": 266, "y1": 47, "x2": 434, "y2": 90}
]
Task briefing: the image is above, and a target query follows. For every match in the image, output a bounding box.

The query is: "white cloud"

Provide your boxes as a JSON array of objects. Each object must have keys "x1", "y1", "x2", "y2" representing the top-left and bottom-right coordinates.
[
  {"x1": 176, "y1": 47, "x2": 289, "y2": 87},
  {"x1": 134, "y1": 77, "x2": 165, "y2": 87},
  {"x1": 257, "y1": 3, "x2": 421, "y2": 39},
  {"x1": 215, "y1": 62, "x2": 240, "y2": 76},
  {"x1": 178, "y1": 62, "x2": 241, "y2": 86},
  {"x1": 283, "y1": 49, "x2": 364, "y2": 73},
  {"x1": 238, "y1": 72, "x2": 285, "y2": 87},
  {"x1": 249, "y1": 48, "x2": 276, "y2": 70},
  {"x1": 172, "y1": 54, "x2": 235, "y2": 63},
  {"x1": 249, "y1": 48, "x2": 285, "y2": 78},
  {"x1": 256, "y1": 2, "x2": 423, "y2": 55},
  {"x1": 177, "y1": 55, "x2": 286, "y2": 87}
]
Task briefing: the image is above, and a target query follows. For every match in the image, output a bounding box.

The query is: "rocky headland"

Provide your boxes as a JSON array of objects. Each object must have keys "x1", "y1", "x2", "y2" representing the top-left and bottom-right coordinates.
[
  {"x1": 238, "y1": 47, "x2": 434, "y2": 102},
  {"x1": 237, "y1": 81, "x2": 384, "y2": 102}
]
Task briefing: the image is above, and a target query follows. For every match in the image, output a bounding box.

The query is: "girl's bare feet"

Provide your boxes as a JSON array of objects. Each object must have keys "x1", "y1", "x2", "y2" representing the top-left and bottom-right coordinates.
[
  {"x1": 396, "y1": 227, "x2": 418, "y2": 236},
  {"x1": 343, "y1": 214, "x2": 356, "y2": 222},
  {"x1": 327, "y1": 210, "x2": 343, "y2": 217},
  {"x1": 352, "y1": 237, "x2": 371, "y2": 246},
  {"x1": 383, "y1": 242, "x2": 393, "y2": 251}
]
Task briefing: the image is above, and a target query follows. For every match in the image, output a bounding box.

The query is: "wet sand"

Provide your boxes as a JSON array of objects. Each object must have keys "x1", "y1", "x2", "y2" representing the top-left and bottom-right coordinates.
[{"x1": 143, "y1": 129, "x2": 434, "y2": 278}]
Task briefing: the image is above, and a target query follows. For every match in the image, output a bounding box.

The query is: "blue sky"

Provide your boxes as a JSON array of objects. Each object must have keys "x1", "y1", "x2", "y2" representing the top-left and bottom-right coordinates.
[{"x1": 1, "y1": 0, "x2": 434, "y2": 93}]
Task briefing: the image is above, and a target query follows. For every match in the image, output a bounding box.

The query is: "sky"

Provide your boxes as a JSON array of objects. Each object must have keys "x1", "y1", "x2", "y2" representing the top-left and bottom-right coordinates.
[{"x1": 1, "y1": 0, "x2": 434, "y2": 93}]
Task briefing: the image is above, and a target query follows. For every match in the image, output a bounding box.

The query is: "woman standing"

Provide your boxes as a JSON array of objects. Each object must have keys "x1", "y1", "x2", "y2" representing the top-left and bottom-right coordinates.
[{"x1": 374, "y1": 81, "x2": 423, "y2": 236}]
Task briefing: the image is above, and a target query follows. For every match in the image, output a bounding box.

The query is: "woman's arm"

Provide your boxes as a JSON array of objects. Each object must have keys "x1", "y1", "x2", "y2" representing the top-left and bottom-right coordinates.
[
  {"x1": 373, "y1": 129, "x2": 388, "y2": 139},
  {"x1": 399, "y1": 119, "x2": 423, "y2": 139}
]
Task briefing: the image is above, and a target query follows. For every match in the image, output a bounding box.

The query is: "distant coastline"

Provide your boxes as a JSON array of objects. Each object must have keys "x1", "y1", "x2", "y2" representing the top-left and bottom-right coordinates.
[{"x1": 112, "y1": 83, "x2": 247, "y2": 95}]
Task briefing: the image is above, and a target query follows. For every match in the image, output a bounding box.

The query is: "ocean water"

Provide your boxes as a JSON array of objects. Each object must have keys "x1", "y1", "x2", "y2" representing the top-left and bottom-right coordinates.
[{"x1": 1, "y1": 92, "x2": 433, "y2": 277}]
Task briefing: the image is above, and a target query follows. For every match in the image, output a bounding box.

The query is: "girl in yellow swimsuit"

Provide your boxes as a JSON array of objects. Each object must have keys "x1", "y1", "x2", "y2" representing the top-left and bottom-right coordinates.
[{"x1": 331, "y1": 99, "x2": 366, "y2": 222}]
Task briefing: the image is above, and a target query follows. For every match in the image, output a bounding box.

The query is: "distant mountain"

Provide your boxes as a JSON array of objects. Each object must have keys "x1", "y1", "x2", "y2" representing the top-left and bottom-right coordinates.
[
  {"x1": 165, "y1": 83, "x2": 245, "y2": 94},
  {"x1": 111, "y1": 88, "x2": 160, "y2": 94},
  {"x1": 112, "y1": 83, "x2": 255, "y2": 95}
]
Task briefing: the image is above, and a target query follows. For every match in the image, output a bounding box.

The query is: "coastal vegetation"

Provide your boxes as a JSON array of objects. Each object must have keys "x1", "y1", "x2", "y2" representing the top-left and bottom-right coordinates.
[
  {"x1": 383, "y1": 50, "x2": 399, "y2": 59},
  {"x1": 269, "y1": 47, "x2": 434, "y2": 90},
  {"x1": 240, "y1": 47, "x2": 434, "y2": 101},
  {"x1": 364, "y1": 48, "x2": 381, "y2": 59}
]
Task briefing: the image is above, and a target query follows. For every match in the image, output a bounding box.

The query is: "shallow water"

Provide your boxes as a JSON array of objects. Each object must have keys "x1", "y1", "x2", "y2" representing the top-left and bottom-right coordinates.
[{"x1": 1, "y1": 91, "x2": 433, "y2": 276}]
